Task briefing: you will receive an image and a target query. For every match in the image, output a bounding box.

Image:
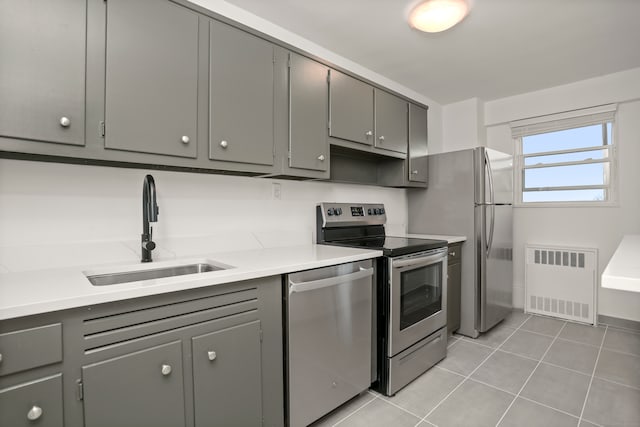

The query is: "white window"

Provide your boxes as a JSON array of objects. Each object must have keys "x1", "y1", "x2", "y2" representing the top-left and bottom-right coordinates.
[{"x1": 511, "y1": 105, "x2": 617, "y2": 205}]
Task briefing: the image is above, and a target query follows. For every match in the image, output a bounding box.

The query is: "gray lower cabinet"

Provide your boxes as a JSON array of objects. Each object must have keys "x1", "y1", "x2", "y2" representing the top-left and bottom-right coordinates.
[
  {"x1": 374, "y1": 89, "x2": 408, "y2": 154},
  {"x1": 103, "y1": 0, "x2": 199, "y2": 158},
  {"x1": 329, "y1": 70, "x2": 375, "y2": 146},
  {"x1": 82, "y1": 341, "x2": 186, "y2": 427},
  {"x1": 0, "y1": 0, "x2": 85, "y2": 146},
  {"x1": 0, "y1": 277, "x2": 283, "y2": 427},
  {"x1": 0, "y1": 374, "x2": 64, "y2": 427},
  {"x1": 209, "y1": 21, "x2": 275, "y2": 167},
  {"x1": 408, "y1": 104, "x2": 428, "y2": 183},
  {"x1": 447, "y1": 242, "x2": 462, "y2": 334},
  {"x1": 192, "y1": 321, "x2": 262, "y2": 427},
  {"x1": 288, "y1": 53, "x2": 329, "y2": 173}
]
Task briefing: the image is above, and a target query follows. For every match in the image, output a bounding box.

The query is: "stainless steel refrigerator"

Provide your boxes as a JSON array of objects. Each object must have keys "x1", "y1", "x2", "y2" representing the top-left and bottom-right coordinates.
[{"x1": 408, "y1": 147, "x2": 513, "y2": 338}]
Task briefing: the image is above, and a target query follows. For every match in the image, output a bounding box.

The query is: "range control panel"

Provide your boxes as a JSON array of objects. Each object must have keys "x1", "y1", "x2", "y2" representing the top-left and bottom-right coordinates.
[{"x1": 318, "y1": 202, "x2": 387, "y2": 227}]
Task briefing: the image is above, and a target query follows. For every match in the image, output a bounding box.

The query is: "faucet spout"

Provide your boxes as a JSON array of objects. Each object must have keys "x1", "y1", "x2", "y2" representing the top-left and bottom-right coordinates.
[{"x1": 141, "y1": 174, "x2": 159, "y2": 262}]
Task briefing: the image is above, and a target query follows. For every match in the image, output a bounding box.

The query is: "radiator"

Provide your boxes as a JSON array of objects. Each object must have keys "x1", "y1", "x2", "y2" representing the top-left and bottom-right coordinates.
[{"x1": 525, "y1": 244, "x2": 598, "y2": 325}]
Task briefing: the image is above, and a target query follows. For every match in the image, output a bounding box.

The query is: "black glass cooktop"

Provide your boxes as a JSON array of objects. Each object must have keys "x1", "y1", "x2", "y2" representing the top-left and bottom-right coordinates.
[{"x1": 325, "y1": 236, "x2": 447, "y2": 257}]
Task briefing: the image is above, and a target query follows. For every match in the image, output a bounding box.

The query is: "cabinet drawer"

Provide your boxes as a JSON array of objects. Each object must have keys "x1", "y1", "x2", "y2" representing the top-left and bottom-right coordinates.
[
  {"x1": 0, "y1": 374, "x2": 63, "y2": 427},
  {"x1": 0, "y1": 323, "x2": 62, "y2": 376},
  {"x1": 448, "y1": 244, "x2": 462, "y2": 264}
]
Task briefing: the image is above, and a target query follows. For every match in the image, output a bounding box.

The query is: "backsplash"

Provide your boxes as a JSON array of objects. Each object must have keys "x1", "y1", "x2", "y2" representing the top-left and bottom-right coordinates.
[{"x1": 0, "y1": 159, "x2": 408, "y2": 271}]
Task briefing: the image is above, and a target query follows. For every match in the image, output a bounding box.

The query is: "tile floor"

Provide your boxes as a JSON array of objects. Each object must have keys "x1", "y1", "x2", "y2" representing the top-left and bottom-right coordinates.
[{"x1": 310, "y1": 311, "x2": 640, "y2": 427}]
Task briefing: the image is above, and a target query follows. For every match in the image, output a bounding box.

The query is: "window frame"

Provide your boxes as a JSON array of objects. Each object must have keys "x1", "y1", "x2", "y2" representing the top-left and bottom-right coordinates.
[{"x1": 511, "y1": 105, "x2": 618, "y2": 207}]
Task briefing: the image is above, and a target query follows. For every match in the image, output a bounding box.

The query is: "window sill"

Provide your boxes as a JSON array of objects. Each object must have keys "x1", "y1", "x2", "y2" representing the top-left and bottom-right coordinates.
[{"x1": 514, "y1": 200, "x2": 619, "y2": 208}]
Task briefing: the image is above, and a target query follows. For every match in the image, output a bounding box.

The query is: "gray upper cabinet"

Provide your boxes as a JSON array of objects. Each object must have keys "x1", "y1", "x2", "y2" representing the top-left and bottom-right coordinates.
[
  {"x1": 289, "y1": 54, "x2": 329, "y2": 172},
  {"x1": 192, "y1": 321, "x2": 263, "y2": 427},
  {"x1": 82, "y1": 340, "x2": 186, "y2": 427},
  {"x1": 104, "y1": 0, "x2": 199, "y2": 158},
  {"x1": 329, "y1": 70, "x2": 374, "y2": 146},
  {"x1": 209, "y1": 21, "x2": 274, "y2": 166},
  {"x1": 375, "y1": 89, "x2": 408, "y2": 154},
  {"x1": 408, "y1": 104, "x2": 428, "y2": 183},
  {"x1": 0, "y1": 0, "x2": 85, "y2": 146}
]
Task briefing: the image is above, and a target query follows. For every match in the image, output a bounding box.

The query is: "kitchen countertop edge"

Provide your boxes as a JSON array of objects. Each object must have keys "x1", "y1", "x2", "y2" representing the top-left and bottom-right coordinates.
[{"x1": 0, "y1": 244, "x2": 382, "y2": 321}]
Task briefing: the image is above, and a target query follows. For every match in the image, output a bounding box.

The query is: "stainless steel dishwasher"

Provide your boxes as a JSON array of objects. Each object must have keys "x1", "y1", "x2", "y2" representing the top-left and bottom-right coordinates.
[{"x1": 285, "y1": 259, "x2": 374, "y2": 427}]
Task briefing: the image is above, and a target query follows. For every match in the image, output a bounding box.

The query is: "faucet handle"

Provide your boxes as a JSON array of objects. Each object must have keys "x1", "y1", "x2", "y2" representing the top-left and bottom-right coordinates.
[{"x1": 142, "y1": 241, "x2": 156, "y2": 251}]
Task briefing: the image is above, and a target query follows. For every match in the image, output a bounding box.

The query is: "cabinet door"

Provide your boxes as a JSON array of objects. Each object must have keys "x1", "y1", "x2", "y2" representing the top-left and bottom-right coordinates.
[
  {"x1": 375, "y1": 89, "x2": 408, "y2": 154},
  {"x1": 289, "y1": 54, "x2": 329, "y2": 172},
  {"x1": 0, "y1": 0, "x2": 85, "y2": 146},
  {"x1": 0, "y1": 374, "x2": 63, "y2": 427},
  {"x1": 408, "y1": 104, "x2": 428, "y2": 183},
  {"x1": 104, "y1": 0, "x2": 198, "y2": 158},
  {"x1": 82, "y1": 341, "x2": 185, "y2": 427},
  {"x1": 329, "y1": 70, "x2": 374, "y2": 146},
  {"x1": 210, "y1": 22, "x2": 274, "y2": 166},
  {"x1": 192, "y1": 321, "x2": 262, "y2": 427}
]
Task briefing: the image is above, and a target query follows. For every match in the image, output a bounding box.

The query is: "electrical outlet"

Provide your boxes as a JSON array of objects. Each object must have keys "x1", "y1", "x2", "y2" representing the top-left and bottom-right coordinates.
[{"x1": 272, "y1": 182, "x2": 282, "y2": 200}]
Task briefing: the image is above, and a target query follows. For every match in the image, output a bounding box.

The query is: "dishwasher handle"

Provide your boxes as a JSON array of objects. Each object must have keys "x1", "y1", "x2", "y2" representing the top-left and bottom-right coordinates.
[{"x1": 289, "y1": 267, "x2": 374, "y2": 294}]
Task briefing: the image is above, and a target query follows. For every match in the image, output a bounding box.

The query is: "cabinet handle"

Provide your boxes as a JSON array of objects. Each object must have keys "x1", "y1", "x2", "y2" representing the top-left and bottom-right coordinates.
[
  {"x1": 207, "y1": 350, "x2": 217, "y2": 361},
  {"x1": 450, "y1": 251, "x2": 456, "y2": 257},
  {"x1": 181, "y1": 135, "x2": 190, "y2": 144},
  {"x1": 220, "y1": 140, "x2": 228, "y2": 149},
  {"x1": 411, "y1": 170, "x2": 419, "y2": 174},
  {"x1": 378, "y1": 135, "x2": 385, "y2": 142},
  {"x1": 0, "y1": 353, "x2": 3, "y2": 363},
  {"x1": 27, "y1": 405, "x2": 43, "y2": 421},
  {"x1": 161, "y1": 364, "x2": 172, "y2": 376},
  {"x1": 59, "y1": 116, "x2": 71, "y2": 127},
  {"x1": 365, "y1": 130, "x2": 373, "y2": 137},
  {"x1": 317, "y1": 154, "x2": 325, "y2": 161}
]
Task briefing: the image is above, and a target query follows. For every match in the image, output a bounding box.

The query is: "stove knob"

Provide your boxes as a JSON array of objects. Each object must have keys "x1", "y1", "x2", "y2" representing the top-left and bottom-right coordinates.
[
  {"x1": 374, "y1": 208, "x2": 380, "y2": 215},
  {"x1": 336, "y1": 208, "x2": 342, "y2": 215},
  {"x1": 380, "y1": 208, "x2": 385, "y2": 214},
  {"x1": 327, "y1": 208, "x2": 334, "y2": 216},
  {"x1": 367, "y1": 208, "x2": 372, "y2": 215}
]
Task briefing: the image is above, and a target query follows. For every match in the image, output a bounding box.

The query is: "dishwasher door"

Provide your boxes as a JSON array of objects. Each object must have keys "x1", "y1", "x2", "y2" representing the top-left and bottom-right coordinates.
[{"x1": 286, "y1": 260, "x2": 373, "y2": 427}]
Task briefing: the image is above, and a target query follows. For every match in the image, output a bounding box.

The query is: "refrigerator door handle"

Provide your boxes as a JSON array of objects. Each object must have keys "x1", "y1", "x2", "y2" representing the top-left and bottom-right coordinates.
[{"x1": 485, "y1": 151, "x2": 496, "y2": 257}]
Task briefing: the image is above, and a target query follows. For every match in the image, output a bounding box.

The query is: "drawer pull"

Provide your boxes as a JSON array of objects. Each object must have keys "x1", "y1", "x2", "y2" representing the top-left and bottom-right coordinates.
[
  {"x1": 27, "y1": 405, "x2": 43, "y2": 421},
  {"x1": 207, "y1": 351, "x2": 217, "y2": 361},
  {"x1": 161, "y1": 364, "x2": 172, "y2": 376}
]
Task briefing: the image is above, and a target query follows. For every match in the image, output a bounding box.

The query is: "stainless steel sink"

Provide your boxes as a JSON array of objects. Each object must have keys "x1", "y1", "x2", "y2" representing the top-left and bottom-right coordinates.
[{"x1": 86, "y1": 263, "x2": 226, "y2": 286}]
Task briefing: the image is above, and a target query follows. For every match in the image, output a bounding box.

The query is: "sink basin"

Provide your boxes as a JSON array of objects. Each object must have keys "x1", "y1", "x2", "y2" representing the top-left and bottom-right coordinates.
[{"x1": 86, "y1": 263, "x2": 226, "y2": 286}]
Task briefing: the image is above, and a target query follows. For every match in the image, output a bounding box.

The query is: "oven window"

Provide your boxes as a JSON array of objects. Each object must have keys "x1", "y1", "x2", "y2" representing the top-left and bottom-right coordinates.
[{"x1": 400, "y1": 263, "x2": 442, "y2": 330}]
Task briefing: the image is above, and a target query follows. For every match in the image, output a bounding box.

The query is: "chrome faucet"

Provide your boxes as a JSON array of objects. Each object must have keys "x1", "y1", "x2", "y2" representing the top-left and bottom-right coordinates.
[{"x1": 141, "y1": 174, "x2": 159, "y2": 262}]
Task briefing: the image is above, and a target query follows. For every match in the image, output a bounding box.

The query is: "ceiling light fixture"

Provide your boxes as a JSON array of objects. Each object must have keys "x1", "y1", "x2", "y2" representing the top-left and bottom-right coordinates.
[{"x1": 408, "y1": 0, "x2": 470, "y2": 33}]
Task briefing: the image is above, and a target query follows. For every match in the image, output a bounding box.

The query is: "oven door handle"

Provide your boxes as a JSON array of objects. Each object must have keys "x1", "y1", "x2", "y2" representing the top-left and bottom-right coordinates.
[
  {"x1": 393, "y1": 252, "x2": 446, "y2": 270},
  {"x1": 289, "y1": 267, "x2": 374, "y2": 294}
]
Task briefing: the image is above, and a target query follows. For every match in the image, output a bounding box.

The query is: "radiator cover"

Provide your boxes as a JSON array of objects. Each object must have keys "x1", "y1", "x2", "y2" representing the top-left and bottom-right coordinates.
[{"x1": 525, "y1": 244, "x2": 598, "y2": 325}]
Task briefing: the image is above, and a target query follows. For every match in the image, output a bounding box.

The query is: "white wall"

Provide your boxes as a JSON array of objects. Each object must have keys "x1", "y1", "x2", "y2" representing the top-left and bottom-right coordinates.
[
  {"x1": 484, "y1": 68, "x2": 640, "y2": 322},
  {"x1": 441, "y1": 98, "x2": 485, "y2": 152},
  {"x1": 0, "y1": 159, "x2": 407, "y2": 270}
]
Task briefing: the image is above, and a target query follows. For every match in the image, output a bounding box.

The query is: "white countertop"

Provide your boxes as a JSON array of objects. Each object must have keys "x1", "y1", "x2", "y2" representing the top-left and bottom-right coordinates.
[
  {"x1": 602, "y1": 234, "x2": 640, "y2": 293},
  {"x1": 405, "y1": 234, "x2": 467, "y2": 244},
  {"x1": 0, "y1": 245, "x2": 382, "y2": 320}
]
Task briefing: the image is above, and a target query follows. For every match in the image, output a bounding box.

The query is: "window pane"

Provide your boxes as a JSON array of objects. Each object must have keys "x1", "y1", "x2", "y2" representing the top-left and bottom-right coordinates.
[
  {"x1": 522, "y1": 124, "x2": 606, "y2": 154},
  {"x1": 524, "y1": 163, "x2": 605, "y2": 188},
  {"x1": 524, "y1": 148, "x2": 608, "y2": 166},
  {"x1": 523, "y1": 189, "x2": 605, "y2": 202}
]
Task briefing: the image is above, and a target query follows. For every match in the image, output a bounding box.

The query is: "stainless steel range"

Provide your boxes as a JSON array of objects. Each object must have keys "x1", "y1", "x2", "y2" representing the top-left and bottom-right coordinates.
[{"x1": 317, "y1": 202, "x2": 448, "y2": 396}]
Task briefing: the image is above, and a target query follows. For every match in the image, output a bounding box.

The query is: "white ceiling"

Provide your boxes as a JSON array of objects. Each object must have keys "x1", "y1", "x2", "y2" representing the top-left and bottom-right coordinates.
[{"x1": 220, "y1": 0, "x2": 640, "y2": 105}]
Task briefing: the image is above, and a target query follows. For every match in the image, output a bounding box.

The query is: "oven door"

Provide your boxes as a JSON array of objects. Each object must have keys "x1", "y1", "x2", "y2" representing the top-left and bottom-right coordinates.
[{"x1": 388, "y1": 248, "x2": 447, "y2": 356}]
